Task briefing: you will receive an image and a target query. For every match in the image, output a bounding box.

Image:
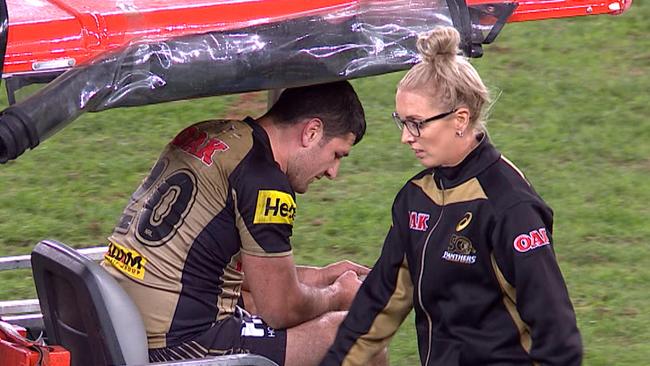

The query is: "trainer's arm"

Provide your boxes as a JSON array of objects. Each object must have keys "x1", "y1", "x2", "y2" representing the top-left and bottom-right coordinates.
[
  {"x1": 321, "y1": 192, "x2": 413, "y2": 366},
  {"x1": 242, "y1": 252, "x2": 360, "y2": 329},
  {"x1": 492, "y1": 202, "x2": 582, "y2": 365}
]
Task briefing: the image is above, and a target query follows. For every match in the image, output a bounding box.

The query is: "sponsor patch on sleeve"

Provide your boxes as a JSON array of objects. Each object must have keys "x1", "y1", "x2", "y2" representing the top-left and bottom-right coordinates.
[
  {"x1": 409, "y1": 211, "x2": 430, "y2": 231},
  {"x1": 513, "y1": 227, "x2": 550, "y2": 253},
  {"x1": 253, "y1": 190, "x2": 296, "y2": 225},
  {"x1": 104, "y1": 241, "x2": 147, "y2": 280}
]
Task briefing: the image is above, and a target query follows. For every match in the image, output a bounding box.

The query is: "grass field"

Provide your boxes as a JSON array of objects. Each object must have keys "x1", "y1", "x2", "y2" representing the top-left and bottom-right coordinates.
[{"x1": 1, "y1": 3, "x2": 648, "y2": 365}]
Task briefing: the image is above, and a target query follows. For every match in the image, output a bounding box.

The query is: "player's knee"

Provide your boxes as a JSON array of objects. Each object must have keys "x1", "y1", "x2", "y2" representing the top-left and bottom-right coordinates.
[
  {"x1": 318, "y1": 311, "x2": 347, "y2": 340},
  {"x1": 322, "y1": 311, "x2": 346, "y2": 328}
]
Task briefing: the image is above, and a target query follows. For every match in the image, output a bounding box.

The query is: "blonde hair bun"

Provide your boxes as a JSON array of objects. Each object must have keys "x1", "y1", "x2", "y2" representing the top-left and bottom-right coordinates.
[
  {"x1": 416, "y1": 26, "x2": 461, "y2": 64},
  {"x1": 399, "y1": 25, "x2": 490, "y2": 134}
]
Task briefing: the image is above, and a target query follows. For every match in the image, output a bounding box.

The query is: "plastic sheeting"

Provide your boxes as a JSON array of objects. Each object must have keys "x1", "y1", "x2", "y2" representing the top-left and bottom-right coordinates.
[{"x1": 1, "y1": 0, "x2": 456, "y2": 163}]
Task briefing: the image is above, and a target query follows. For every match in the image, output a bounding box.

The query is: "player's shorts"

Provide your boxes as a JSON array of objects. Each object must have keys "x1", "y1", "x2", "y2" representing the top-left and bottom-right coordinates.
[{"x1": 148, "y1": 306, "x2": 287, "y2": 365}]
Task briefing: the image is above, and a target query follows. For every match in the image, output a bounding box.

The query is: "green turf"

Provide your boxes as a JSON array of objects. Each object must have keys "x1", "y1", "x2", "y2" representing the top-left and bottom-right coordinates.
[{"x1": 0, "y1": 3, "x2": 648, "y2": 364}]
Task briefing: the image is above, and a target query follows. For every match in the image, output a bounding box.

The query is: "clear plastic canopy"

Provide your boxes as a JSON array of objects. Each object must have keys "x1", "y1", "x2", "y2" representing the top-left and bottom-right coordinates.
[{"x1": 1, "y1": 0, "x2": 509, "y2": 163}]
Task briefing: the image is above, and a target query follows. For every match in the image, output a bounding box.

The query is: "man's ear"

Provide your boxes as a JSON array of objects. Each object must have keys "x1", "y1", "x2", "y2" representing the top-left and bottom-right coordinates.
[
  {"x1": 301, "y1": 118, "x2": 324, "y2": 147},
  {"x1": 454, "y1": 107, "x2": 471, "y2": 132}
]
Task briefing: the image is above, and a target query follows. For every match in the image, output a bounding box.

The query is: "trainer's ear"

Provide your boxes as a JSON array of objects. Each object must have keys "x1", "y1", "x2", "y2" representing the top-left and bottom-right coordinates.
[
  {"x1": 453, "y1": 107, "x2": 471, "y2": 133},
  {"x1": 301, "y1": 118, "x2": 324, "y2": 147}
]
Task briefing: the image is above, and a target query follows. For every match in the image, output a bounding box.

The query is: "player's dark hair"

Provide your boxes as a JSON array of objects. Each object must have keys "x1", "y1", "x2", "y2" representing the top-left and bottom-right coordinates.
[{"x1": 265, "y1": 80, "x2": 366, "y2": 144}]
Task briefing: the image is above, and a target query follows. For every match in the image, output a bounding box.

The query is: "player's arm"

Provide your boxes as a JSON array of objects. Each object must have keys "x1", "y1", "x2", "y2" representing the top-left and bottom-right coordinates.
[
  {"x1": 492, "y1": 201, "x2": 582, "y2": 365},
  {"x1": 241, "y1": 252, "x2": 360, "y2": 329},
  {"x1": 240, "y1": 261, "x2": 368, "y2": 300},
  {"x1": 295, "y1": 261, "x2": 371, "y2": 288},
  {"x1": 242, "y1": 263, "x2": 368, "y2": 290},
  {"x1": 234, "y1": 165, "x2": 364, "y2": 327}
]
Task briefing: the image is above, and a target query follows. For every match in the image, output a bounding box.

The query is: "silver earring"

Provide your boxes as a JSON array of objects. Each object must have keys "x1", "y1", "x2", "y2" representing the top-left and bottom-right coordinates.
[{"x1": 456, "y1": 130, "x2": 464, "y2": 137}]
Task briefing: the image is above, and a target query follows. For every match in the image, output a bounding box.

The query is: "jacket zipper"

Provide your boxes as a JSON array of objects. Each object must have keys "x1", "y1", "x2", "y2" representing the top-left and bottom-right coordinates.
[{"x1": 417, "y1": 176, "x2": 444, "y2": 365}]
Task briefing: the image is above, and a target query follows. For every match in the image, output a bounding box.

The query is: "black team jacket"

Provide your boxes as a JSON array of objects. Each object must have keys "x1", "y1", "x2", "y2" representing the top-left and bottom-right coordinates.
[{"x1": 321, "y1": 137, "x2": 582, "y2": 365}]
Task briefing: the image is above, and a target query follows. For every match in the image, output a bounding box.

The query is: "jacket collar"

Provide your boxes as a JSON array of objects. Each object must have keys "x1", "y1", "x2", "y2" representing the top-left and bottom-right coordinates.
[{"x1": 432, "y1": 134, "x2": 500, "y2": 189}]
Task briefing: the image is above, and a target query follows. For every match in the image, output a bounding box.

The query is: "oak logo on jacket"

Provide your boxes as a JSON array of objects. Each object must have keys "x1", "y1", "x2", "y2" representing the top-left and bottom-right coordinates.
[
  {"x1": 513, "y1": 227, "x2": 550, "y2": 253},
  {"x1": 442, "y1": 234, "x2": 477, "y2": 264},
  {"x1": 409, "y1": 211, "x2": 430, "y2": 231}
]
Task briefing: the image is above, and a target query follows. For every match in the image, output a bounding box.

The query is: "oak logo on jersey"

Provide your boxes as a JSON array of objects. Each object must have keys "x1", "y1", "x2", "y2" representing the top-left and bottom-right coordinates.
[
  {"x1": 172, "y1": 126, "x2": 229, "y2": 166},
  {"x1": 456, "y1": 212, "x2": 473, "y2": 231},
  {"x1": 409, "y1": 211, "x2": 430, "y2": 231},
  {"x1": 514, "y1": 227, "x2": 550, "y2": 253},
  {"x1": 104, "y1": 241, "x2": 147, "y2": 280},
  {"x1": 442, "y1": 234, "x2": 477, "y2": 264},
  {"x1": 254, "y1": 190, "x2": 296, "y2": 225}
]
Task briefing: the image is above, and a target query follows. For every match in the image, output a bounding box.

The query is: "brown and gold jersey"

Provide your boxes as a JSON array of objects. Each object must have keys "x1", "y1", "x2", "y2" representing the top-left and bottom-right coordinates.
[{"x1": 102, "y1": 118, "x2": 295, "y2": 348}]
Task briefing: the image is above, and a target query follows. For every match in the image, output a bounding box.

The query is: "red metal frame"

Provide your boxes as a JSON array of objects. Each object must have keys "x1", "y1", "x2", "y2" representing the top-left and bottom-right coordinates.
[
  {"x1": 468, "y1": 0, "x2": 632, "y2": 22},
  {"x1": 3, "y1": 0, "x2": 356, "y2": 76},
  {"x1": 2, "y1": 0, "x2": 633, "y2": 77}
]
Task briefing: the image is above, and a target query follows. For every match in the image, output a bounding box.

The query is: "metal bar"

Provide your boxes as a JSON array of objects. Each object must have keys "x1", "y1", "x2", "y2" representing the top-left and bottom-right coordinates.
[
  {"x1": 0, "y1": 313, "x2": 44, "y2": 331},
  {"x1": 0, "y1": 247, "x2": 107, "y2": 317},
  {"x1": 0, "y1": 298, "x2": 40, "y2": 315},
  {"x1": 0, "y1": 252, "x2": 30, "y2": 270},
  {"x1": 0, "y1": 246, "x2": 107, "y2": 271},
  {"x1": 131, "y1": 354, "x2": 279, "y2": 366}
]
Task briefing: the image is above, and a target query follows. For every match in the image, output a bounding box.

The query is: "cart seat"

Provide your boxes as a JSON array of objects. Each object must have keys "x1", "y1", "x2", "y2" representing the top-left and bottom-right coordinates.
[{"x1": 31, "y1": 239, "x2": 277, "y2": 366}]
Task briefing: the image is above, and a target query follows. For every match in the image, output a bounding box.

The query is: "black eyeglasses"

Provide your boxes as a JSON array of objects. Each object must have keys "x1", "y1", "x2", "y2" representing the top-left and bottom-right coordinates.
[{"x1": 392, "y1": 109, "x2": 458, "y2": 137}]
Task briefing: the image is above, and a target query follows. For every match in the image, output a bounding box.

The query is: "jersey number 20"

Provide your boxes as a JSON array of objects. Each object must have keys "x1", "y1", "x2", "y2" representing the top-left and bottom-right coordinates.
[{"x1": 136, "y1": 170, "x2": 197, "y2": 247}]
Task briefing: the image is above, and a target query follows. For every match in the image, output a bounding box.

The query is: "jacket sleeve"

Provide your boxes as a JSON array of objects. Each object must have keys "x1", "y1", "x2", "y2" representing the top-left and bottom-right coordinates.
[
  {"x1": 491, "y1": 201, "x2": 582, "y2": 365},
  {"x1": 320, "y1": 197, "x2": 413, "y2": 366}
]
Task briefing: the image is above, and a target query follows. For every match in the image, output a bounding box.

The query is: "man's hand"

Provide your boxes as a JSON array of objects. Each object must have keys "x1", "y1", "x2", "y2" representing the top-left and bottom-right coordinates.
[
  {"x1": 332, "y1": 270, "x2": 363, "y2": 310},
  {"x1": 321, "y1": 260, "x2": 370, "y2": 285},
  {"x1": 242, "y1": 252, "x2": 355, "y2": 329},
  {"x1": 296, "y1": 260, "x2": 370, "y2": 287}
]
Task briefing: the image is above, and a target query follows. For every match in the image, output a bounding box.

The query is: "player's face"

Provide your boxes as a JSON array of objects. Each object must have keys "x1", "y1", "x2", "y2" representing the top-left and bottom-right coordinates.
[
  {"x1": 288, "y1": 132, "x2": 355, "y2": 193},
  {"x1": 395, "y1": 89, "x2": 459, "y2": 168}
]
